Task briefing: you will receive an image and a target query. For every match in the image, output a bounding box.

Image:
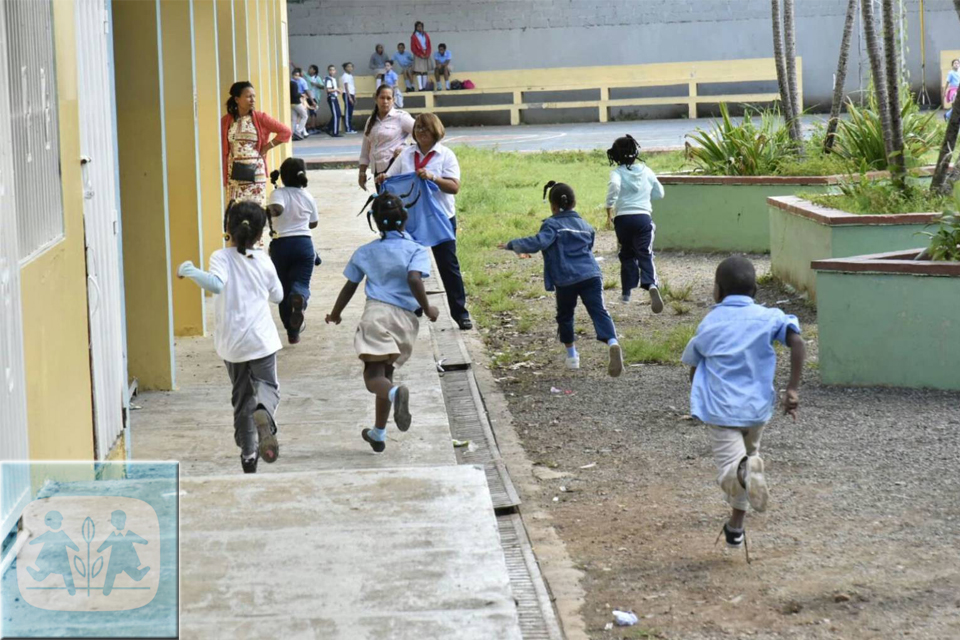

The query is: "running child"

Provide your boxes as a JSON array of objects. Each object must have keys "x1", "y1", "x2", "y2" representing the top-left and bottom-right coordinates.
[
  {"x1": 944, "y1": 58, "x2": 959, "y2": 121},
  {"x1": 605, "y1": 134, "x2": 665, "y2": 313},
  {"x1": 325, "y1": 193, "x2": 438, "y2": 452},
  {"x1": 268, "y1": 157, "x2": 319, "y2": 345},
  {"x1": 500, "y1": 181, "x2": 624, "y2": 377},
  {"x1": 177, "y1": 201, "x2": 283, "y2": 473},
  {"x1": 681, "y1": 256, "x2": 804, "y2": 557}
]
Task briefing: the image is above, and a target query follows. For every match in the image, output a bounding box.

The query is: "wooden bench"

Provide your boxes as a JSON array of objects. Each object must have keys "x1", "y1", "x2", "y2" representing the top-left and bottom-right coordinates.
[
  {"x1": 352, "y1": 58, "x2": 801, "y2": 125},
  {"x1": 942, "y1": 50, "x2": 959, "y2": 108}
]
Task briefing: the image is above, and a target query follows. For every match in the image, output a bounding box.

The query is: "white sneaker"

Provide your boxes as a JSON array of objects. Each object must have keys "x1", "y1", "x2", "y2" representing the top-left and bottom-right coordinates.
[
  {"x1": 565, "y1": 354, "x2": 580, "y2": 370},
  {"x1": 744, "y1": 456, "x2": 769, "y2": 512},
  {"x1": 649, "y1": 286, "x2": 664, "y2": 314}
]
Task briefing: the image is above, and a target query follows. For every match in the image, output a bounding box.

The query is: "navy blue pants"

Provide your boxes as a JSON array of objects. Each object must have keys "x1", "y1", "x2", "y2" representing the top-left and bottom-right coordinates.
[
  {"x1": 430, "y1": 215, "x2": 469, "y2": 322},
  {"x1": 342, "y1": 94, "x2": 355, "y2": 132},
  {"x1": 269, "y1": 236, "x2": 315, "y2": 334},
  {"x1": 327, "y1": 95, "x2": 342, "y2": 136},
  {"x1": 614, "y1": 214, "x2": 658, "y2": 295},
  {"x1": 555, "y1": 276, "x2": 617, "y2": 344}
]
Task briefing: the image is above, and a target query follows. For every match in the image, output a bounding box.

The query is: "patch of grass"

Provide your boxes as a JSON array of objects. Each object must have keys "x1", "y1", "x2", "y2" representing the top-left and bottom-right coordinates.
[
  {"x1": 620, "y1": 324, "x2": 697, "y2": 365},
  {"x1": 805, "y1": 176, "x2": 948, "y2": 215},
  {"x1": 756, "y1": 271, "x2": 777, "y2": 286},
  {"x1": 603, "y1": 277, "x2": 618, "y2": 291},
  {"x1": 670, "y1": 301, "x2": 690, "y2": 315}
]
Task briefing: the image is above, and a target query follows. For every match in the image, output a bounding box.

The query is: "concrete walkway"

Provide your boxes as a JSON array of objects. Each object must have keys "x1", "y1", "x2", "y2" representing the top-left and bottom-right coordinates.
[{"x1": 133, "y1": 171, "x2": 522, "y2": 639}]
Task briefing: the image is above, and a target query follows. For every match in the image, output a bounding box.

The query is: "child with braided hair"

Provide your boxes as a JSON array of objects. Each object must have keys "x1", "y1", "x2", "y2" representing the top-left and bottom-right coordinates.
[
  {"x1": 326, "y1": 193, "x2": 439, "y2": 452},
  {"x1": 176, "y1": 201, "x2": 284, "y2": 473}
]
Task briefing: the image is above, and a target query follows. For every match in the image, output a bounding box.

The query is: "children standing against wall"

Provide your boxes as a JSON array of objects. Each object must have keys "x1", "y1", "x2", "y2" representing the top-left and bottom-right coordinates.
[
  {"x1": 500, "y1": 181, "x2": 624, "y2": 377},
  {"x1": 681, "y1": 256, "x2": 804, "y2": 556},
  {"x1": 267, "y1": 157, "x2": 319, "y2": 345},
  {"x1": 177, "y1": 202, "x2": 284, "y2": 473},
  {"x1": 340, "y1": 62, "x2": 357, "y2": 134},
  {"x1": 605, "y1": 135, "x2": 665, "y2": 313},
  {"x1": 325, "y1": 193, "x2": 439, "y2": 452},
  {"x1": 323, "y1": 64, "x2": 343, "y2": 137}
]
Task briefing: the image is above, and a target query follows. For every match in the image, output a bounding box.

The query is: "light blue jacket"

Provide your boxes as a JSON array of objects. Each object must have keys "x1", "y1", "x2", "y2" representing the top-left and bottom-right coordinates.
[{"x1": 605, "y1": 163, "x2": 664, "y2": 216}]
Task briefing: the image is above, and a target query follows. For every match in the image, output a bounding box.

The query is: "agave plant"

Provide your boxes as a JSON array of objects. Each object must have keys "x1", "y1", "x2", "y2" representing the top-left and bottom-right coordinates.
[
  {"x1": 918, "y1": 185, "x2": 960, "y2": 261},
  {"x1": 686, "y1": 103, "x2": 794, "y2": 176}
]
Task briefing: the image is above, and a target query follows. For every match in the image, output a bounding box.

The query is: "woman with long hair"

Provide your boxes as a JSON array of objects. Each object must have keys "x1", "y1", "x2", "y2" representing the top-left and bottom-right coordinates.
[
  {"x1": 409, "y1": 21, "x2": 433, "y2": 91},
  {"x1": 220, "y1": 81, "x2": 292, "y2": 206},
  {"x1": 357, "y1": 84, "x2": 415, "y2": 190}
]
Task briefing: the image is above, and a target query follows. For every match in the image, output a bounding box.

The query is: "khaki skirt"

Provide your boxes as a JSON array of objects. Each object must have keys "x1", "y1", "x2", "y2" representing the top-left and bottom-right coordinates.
[
  {"x1": 412, "y1": 55, "x2": 433, "y2": 74},
  {"x1": 354, "y1": 299, "x2": 420, "y2": 367}
]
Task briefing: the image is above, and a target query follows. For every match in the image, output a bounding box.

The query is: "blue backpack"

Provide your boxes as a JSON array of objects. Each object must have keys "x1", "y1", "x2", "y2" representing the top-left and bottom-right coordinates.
[{"x1": 367, "y1": 173, "x2": 455, "y2": 247}]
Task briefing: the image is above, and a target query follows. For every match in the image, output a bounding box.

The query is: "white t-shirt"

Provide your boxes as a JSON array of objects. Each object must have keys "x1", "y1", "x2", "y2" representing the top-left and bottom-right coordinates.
[
  {"x1": 268, "y1": 187, "x2": 319, "y2": 237},
  {"x1": 386, "y1": 142, "x2": 461, "y2": 219},
  {"x1": 341, "y1": 72, "x2": 356, "y2": 96},
  {"x1": 207, "y1": 248, "x2": 283, "y2": 363}
]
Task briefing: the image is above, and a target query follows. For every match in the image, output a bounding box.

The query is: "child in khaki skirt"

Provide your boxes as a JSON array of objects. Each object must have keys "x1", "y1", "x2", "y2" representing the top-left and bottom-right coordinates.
[{"x1": 326, "y1": 193, "x2": 439, "y2": 452}]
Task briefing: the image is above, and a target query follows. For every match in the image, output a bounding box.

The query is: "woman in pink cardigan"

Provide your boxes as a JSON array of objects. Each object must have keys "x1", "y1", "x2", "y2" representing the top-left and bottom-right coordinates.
[{"x1": 221, "y1": 81, "x2": 292, "y2": 206}]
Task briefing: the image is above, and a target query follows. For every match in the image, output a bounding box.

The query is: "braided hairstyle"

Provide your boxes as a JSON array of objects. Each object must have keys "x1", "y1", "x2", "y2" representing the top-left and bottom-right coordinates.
[
  {"x1": 270, "y1": 156, "x2": 308, "y2": 188},
  {"x1": 223, "y1": 200, "x2": 274, "y2": 254},
  {"x1": 368, "y1": 193, "x2": 408, "y2": 239},
  {"x1": 607, "y1": 134, "x2": 641, "y2": 166},
  {"x1": 542, "y1": 180, "x2": 576, "y2": 211}
]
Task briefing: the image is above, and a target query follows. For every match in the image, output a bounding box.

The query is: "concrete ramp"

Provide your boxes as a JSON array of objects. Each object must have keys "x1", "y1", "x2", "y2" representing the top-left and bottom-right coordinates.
[{"x1": 178, "y1": 465, "x2": 521, "y2": 640}]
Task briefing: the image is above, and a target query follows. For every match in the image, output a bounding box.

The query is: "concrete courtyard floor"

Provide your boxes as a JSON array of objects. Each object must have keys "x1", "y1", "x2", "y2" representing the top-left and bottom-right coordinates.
[{"x1": 132, "y1": 171, "x2": 523, "y2": 639}]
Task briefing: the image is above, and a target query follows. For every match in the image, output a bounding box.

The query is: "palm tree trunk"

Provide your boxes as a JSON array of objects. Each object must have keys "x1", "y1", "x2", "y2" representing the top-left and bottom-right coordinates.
[
  {"x1": 784, "y1": 0, "x2": 803, "y2": 142},
  {"x1": 930, "y1": 0, "x2": 960, "y2": 193},
  {"x1": 771, "y1": 0, "x2": 794, "y2": 134},
  {"x1": 882, "y1": 0, "x2": 906, "y2": 186},
  {"x1": 861, "y1": 0, "x2": 894, "y2": 160},
  {"x1": 824, "y1": 0, "x2": 859, "y2": 153}
]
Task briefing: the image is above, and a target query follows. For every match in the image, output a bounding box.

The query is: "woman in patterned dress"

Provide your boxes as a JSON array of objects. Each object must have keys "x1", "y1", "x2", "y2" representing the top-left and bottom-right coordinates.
[{"x1": 220, "y1": 81, "x2": 292, "y2": 206}]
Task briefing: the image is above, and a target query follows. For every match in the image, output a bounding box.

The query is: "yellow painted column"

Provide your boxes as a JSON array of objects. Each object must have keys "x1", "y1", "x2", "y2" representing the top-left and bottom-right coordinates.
[
  {"x1": 194, "y1": 0, "x2": 225, "y2": 273},
  {"x1": 160, "y1": 0, "x2": 205, "y2": 337},
  {"x1": 233, "y1": 0, "x2": 249, "y2": 81},
  {"x1": 21, "y1": 0, "x2": 96, "y2": 459},
  {"x1": 258, "y1": 0, "x2": 278, "y2": 175},
  {"x1": 113, "y1": 0, "x2": 176, "y2": 390},
  {"x1": 276, "y1": 0, "x2": 292, "y2": 163},
  {"x1": 216, "y1": 0, "x2": 235, "y2": 105}
]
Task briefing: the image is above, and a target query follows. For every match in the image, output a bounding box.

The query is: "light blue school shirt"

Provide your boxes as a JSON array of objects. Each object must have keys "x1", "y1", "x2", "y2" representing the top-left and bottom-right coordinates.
[
  {"x1": 383, "y1": 69, "x2": 399, "y2": 87},
  {"x1": 434, "y1": 50, "x2": 452, "y2": 65},
  {"x1": 393, "y1": 50, "x2": 414, "y2": 68},
  {"x1": 681, "y1": 295, "x2": 800, "y2": 427},
  {"x1": 606, "y1": 163, "x2": 664, "y2": 216},
  {"x1": 295, "y1": 76, "x2": 310, "y2": 94},
  {"x1": 343, "y1": 231, "x2": 431, "y2": 312},
  {"x1": 948, "y1": 70, "x2": 960, "y2": 87}
]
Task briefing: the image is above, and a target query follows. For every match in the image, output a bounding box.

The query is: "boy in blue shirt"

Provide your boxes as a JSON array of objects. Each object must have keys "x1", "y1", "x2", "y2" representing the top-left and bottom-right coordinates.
[
  {"x1": 393, "y1": 42, "x2": 415, "y2": 91},
  {"x1": 433, "y1": 43, "x2": 452, "y2": 91},
  {"x1": 681, "y1": 256, "x2": 804, "y2": 557},
  {"x1": 382, "y1": 60, "x2": 403, "y2": 107},
  {"x1": 500, "y1": 181, "x2": 623, "y2": 377}
]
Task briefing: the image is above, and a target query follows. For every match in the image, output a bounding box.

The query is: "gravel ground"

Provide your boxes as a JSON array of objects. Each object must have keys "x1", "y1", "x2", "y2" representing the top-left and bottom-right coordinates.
[{"x1": 481, "y1": 248, "x2": 960, "y2": 639}]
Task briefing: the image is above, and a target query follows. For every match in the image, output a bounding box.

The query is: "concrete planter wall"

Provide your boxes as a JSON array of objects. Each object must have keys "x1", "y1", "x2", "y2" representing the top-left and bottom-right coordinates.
[
  {"x1": 767, "y1": 196, "x2": 940, "y2": 301},
  {"x1": 813, "y1": 249, "x2": 960, "y2": 390},
  {"x1": 654, "y1": 175, "x2": 846, "y2": 253}
]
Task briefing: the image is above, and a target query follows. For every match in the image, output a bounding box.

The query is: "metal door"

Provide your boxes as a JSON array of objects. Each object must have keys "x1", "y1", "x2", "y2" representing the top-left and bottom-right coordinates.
[
  {"x1": 76, "y1": 0, "x2": 128, "y2": 460},
  {"x1": 0, "y1": 1, "x2": 32, "y2": 538}
]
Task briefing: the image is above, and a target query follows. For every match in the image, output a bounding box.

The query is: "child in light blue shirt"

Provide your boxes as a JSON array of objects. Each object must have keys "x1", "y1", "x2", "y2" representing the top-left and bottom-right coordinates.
[
  {"x1": 681, "y1": 256, "x2": 804, "y2": 557},
  {"x1": 383, "y1": 61, "x2": 402, "y2": 107},
  {"x1": 326, "y1": 194, "x2": 438, "y2": 453},
  {"x1": 605, "y1": 135, "x2": 665, "y2": 311},
  {"x1": 433, "y1": 43, "x2": 452, "y2": 91}
]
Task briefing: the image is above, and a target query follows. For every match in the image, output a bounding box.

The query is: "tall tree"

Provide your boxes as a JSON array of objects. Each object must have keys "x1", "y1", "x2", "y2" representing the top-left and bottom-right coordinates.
[
  {"x1": 783, "y1": 0, "x2": 803, "y2": 142},
  {"x1": 930, "y1": 0, "x2": 960, "y2": 193},
  {"x1": 861, "y1": 0, "x2": 894, "y2": 160},
  {"x1": 881, "y1": 0, "x2": 906, "y2": 186},
  {"x1": 824, "y1": 0, "x2": 859, "y2": 153},
  {"x1": 771, "y1": 0, "x2": 797, "y2": 140}
]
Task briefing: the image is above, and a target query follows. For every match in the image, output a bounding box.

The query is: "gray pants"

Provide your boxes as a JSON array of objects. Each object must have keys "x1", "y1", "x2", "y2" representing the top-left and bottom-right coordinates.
[
  {"x1": 291, "y1": 104, "x2": 308, "y2": 137},
  {"x1": 226, "y1": 353, "x2": 280, "y2": 457},
  {"x1": 708, "y1": 424, "x2": 765, "y2": 511}
]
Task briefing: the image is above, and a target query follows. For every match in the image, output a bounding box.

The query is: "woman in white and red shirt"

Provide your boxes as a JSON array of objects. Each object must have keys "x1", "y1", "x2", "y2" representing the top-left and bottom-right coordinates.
[
  {"x1": 358, "y1": 85, "x2": 415, "y2": 190},
  {"x1": 379, "y1": 112, "x2": 472, "y2": 329}
]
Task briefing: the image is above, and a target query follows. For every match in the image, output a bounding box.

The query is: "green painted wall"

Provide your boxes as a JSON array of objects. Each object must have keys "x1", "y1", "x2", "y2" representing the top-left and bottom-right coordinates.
[
  {"x1": 769, "y1": 204, "x2": 832, "y2": 297},
  {"x1": 769, "y1": 205, "x2": 933, "y2": 301},
  {"x1": 655, "y1": 183, "x2": 831, "y2": 253},
  {"x1": 817, "y1": 270, "x2": 960, "y2": 390}
]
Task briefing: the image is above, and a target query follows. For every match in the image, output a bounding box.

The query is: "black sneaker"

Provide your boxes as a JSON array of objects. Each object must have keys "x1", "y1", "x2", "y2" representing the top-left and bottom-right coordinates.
[
  {"x1": 721, "y1": 523, "x2": 744, "y2": 549},
  {"x1": 393, "y1": 386, "x2": 411, "y2": 432},
  {"x1": 241, "y1": 451, "x2": 259, "y2": 474},
  {"x1": 455, "y1": 317, "x2": 473, "y2": 330},
  {"x1": 361, "y1": 428, "x2": 386, "y2": 453},
  {"x1": 254, "y1": 407, "x2": 279, "y2": 463},
  {"x1": 289, "y1": 294, "x2": 305, "y2": 335}
]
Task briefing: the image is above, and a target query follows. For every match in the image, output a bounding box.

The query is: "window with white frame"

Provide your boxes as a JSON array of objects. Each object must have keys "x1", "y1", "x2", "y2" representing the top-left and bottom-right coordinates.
[{"x1": 4, "y1": 0, "x2": 64, "y2": 262}]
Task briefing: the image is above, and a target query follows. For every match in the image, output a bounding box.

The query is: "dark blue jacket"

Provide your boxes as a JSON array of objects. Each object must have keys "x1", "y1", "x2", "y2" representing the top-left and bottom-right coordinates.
[{"x1": 506, "y1": 210, "x2": 603, "y2": 291}]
